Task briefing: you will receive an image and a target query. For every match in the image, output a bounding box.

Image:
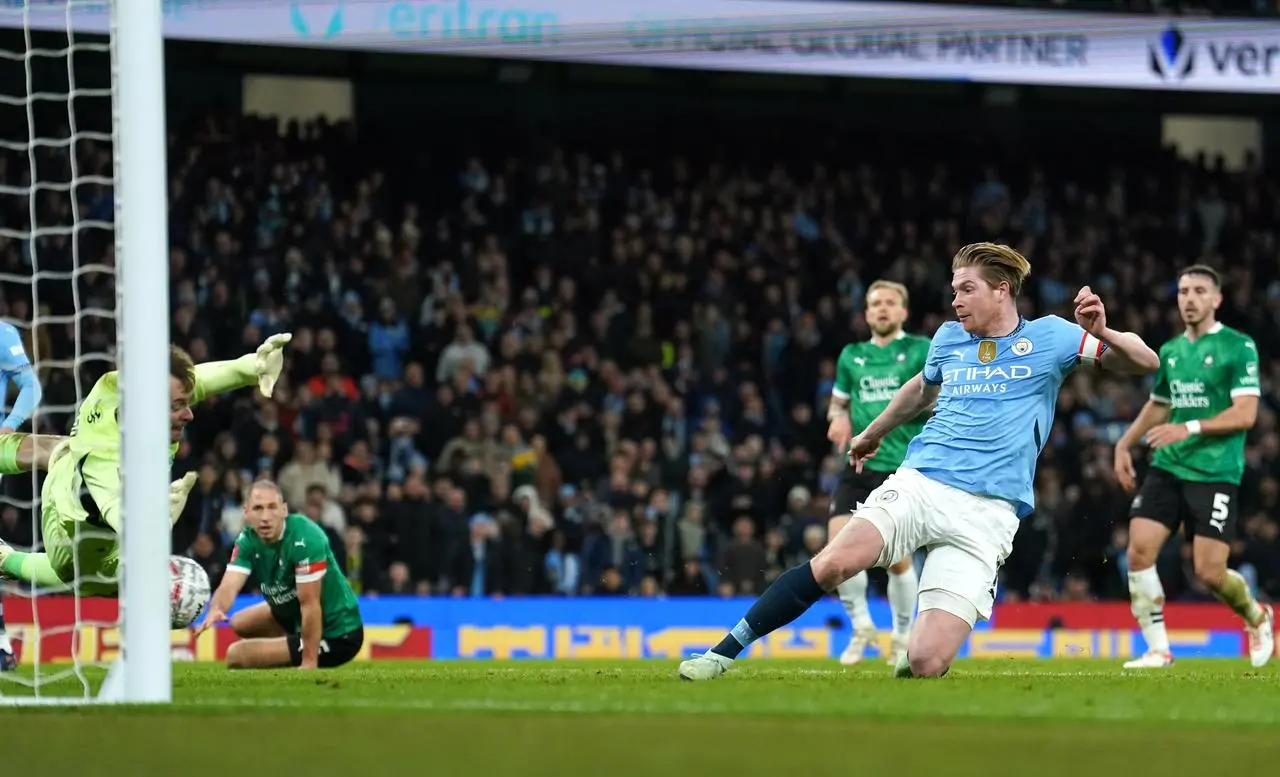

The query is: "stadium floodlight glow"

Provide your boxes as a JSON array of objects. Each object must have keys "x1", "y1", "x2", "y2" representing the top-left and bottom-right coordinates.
[{"x1": 0, "y1": 0, "x2": 172, "y2": 705}]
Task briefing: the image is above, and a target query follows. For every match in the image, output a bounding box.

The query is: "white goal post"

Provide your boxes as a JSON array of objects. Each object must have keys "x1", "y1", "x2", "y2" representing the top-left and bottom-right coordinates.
[
  {"x1": 0, "y1": 0, "x2": 173, "y2": 705},
  {"x1": 112, "y1": 0, "x2": 174, "y2": 705}
]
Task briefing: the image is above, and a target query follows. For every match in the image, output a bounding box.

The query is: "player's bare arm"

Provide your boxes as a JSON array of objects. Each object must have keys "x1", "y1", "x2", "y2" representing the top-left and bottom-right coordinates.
[
  {"x1": 297, "y1": 577, "x2": 323, "y2": 670},
  {"x1": 195, "y1": 566, "x2": 247, "y2": 636},
  {"x1": 1074, "y1": 286, "x2": 1159, "y2": 374},
  {"x1": 826, "y1": 395, "x2": 851, "y2": 444},
  {"x1": 1114, "y1": 399, "x2": 1171, "y2": 493},
  {"x1": 1146, "y1": 395, "x2": 1258, "y2": 450},
  {"x1": 849, "y1": 373, "x2": 940, "y2": 471}
]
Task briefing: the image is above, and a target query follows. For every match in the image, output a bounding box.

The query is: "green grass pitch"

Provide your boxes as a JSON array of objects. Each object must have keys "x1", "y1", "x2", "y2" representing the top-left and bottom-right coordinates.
[{"x1": 1, "y1": 659, "x2": 1275, "y2": 777}]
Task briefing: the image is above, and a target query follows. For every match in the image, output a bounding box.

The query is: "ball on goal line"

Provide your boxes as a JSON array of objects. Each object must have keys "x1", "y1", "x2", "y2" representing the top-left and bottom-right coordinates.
[{"x1": 169, "y1": 555, "x2": 211, "y2": 629}]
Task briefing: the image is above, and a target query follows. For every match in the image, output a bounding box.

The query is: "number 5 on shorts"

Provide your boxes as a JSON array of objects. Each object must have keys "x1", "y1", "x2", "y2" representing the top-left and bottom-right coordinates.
[{"x1": 1210, "y1": 493, "x2": 1229, "y2": 533}]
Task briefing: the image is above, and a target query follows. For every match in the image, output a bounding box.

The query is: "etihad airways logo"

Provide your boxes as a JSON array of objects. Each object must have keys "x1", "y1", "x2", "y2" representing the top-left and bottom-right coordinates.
[{"x1": 942, "y1": 364, "x2": 1033, "y2": 396}]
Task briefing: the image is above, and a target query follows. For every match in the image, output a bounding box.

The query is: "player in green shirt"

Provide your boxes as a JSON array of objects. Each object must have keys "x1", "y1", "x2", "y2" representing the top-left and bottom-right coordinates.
[
  {"x1": 0, "y1": 334, "x2": 292, "y2": 596},
  {"x1": 827, "y1": 280, "x2": 932, "y2": 666},
  {"x1": 1113, "y1": 265, "x2": 1273, "y2": 669},
  {"x1": 198, "y1": 480, "x2": 364, "y2": 670}
]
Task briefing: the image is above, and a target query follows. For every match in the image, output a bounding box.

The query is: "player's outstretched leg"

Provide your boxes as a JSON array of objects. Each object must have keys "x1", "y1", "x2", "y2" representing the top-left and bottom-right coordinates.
[
  {"x1": 1123, "y1": 517, "x2": 1173, "y2": 669},
  {"x1": 886, "y1": 557, "x2": 918, "y2": 665},
  {"x1": 0, "y1": 540, "x2": 66, "y2": 589},
  {"x1": 678, "y1": 515, "x2": 887, "y2": 681},
  {"x1": 1191, "y1": 539, "x2": 1274, "y2": 667},
  {"x1": 0, "y1": 463, "x2": 119, "y2": 596}
]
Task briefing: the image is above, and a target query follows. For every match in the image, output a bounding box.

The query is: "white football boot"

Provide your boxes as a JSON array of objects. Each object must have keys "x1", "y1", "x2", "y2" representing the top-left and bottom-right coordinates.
[
  {"x1": 678, "y1": 650, "x2": 734, "y2": 681},
  {"x1": 839, "y1": 624, "x2": 878, "y2": 665},
  {"x1": 1123, "y1": 650, "x2": 1174, "y2": 669},
  {"x1": 1246, "y1": 604, "x2": 1275, "y2": 669}
]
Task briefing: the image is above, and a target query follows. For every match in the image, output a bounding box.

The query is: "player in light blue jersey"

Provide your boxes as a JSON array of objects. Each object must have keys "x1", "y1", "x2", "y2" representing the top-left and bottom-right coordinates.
[
  {"x1": 0, "y1": 320, "x2": 42, "y2": 670},
  {"x1": 679, "y1": 243, "x2": 1158, "y2": 681},
  {"x1": 0, "y1": 322, "x2": 42, "y2": 435}
]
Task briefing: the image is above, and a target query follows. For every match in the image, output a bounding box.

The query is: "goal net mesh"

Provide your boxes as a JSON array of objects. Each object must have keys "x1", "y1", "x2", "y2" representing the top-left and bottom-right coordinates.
[{"x1": 0, "y1": 0, "x2": 121, "y2": 700}]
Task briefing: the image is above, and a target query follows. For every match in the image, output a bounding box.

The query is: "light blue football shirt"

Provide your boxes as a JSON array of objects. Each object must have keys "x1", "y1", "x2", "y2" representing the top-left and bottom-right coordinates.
[
  {"x1": 903, "y1": 316, "x2": 1107, "y2": 518},
  {"x1": 0, "y1": 321, "x2": 40, "y2": 430}
]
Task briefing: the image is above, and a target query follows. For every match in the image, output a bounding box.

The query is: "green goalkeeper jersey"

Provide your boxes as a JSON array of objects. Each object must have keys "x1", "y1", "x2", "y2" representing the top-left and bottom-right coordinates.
[
  {"x1": 228, "y1": 514, "x2": 363, "y2": 638},
  {"x1": 832, "y1": 332, "x2": 931, "y2": 473},
  {"x1": 67, "y1": 372, "x2": 178, "y2": 461},
  {"x1": 1149, "y1": 322, "x2": 1260, "y2": 485},
  {"x1": 66, "y1": 357, "x2": 260, "y2": 463}
]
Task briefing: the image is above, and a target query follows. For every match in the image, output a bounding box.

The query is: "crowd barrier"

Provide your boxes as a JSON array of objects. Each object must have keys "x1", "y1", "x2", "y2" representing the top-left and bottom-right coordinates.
[{"x1": 0, "y1": 595, "x2": 1247, "y2": 664}]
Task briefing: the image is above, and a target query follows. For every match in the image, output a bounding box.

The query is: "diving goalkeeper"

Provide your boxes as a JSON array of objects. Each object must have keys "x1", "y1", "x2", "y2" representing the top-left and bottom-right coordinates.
[{"x1": 0, "y1": 334, "x2": 292, "y2": 596}]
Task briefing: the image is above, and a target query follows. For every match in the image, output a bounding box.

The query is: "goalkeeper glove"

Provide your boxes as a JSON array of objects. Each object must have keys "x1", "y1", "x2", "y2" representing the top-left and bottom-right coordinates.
[
  {"x1": 169, "y1": 472, "x2": 197, "y2": 527},
  {"x1": 254, "y1": 332, "x2": 292, "y2": 398}
]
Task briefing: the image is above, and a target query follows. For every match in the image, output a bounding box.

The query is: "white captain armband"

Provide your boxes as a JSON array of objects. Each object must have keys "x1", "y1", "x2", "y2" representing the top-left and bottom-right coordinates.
[{"x1": 1078, "y1": 333, "x2": 1107, "y2": 367}]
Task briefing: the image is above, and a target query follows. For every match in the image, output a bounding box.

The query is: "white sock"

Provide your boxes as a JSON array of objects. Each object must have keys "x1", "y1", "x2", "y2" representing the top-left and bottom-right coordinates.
[
  {"x1": 836, "y1": 571, "x2": 874, "y2": 631},
  {"x1": 1128, "y1": 566, "x2": 1170, "y2": 653},
  {"x1": 887, "y1": 564, "x2": 919, "y2": 638},
  {"x1": 0, "y1": 635, "x2": 9, "y2": 652}
]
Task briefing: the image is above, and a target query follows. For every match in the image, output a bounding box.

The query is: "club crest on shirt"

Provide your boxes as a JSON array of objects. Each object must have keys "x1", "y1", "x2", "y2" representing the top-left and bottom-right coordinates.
[
  {"x1": 978, "y1": 340, "x2": 997, "y2": 364},
  {"x1": 876, "y1": 489, "x2": 898, "y2": 503},
  {"x1": 1012, "y1": 337, "x2": 1033, "y2": 356}
]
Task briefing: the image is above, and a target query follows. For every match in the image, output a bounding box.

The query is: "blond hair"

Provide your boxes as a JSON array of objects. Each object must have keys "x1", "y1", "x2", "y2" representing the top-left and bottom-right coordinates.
[
  {"x1": 170, "y1": 344, "x2": 196, "y2": 394},
  {"x1": 951, "y1": 243, "x2": 1032, "y2": 297},
  {"x1": 866, "y1": 279, "x2": 909, "y2": 308}
]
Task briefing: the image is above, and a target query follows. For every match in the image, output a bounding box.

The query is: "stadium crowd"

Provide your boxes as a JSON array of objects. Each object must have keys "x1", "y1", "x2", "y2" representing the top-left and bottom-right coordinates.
[{"x1": 0, "y1": 103, "x2": 1278, "y2": 609}]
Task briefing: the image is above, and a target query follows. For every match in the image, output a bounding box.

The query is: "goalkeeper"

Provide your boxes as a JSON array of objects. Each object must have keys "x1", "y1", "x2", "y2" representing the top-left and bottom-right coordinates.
[{"x1": 0, "y1": 334, "x2": 292, "y2": 596}]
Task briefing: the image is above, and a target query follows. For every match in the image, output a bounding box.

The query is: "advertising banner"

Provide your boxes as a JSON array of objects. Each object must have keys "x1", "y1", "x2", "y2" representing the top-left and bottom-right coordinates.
[
  {"x1": 3, "y1": 0, "x2": 1279, "y2": 93},
  {"x1": 0, "y1": 595, "x2": 1245, "y2": 664}
]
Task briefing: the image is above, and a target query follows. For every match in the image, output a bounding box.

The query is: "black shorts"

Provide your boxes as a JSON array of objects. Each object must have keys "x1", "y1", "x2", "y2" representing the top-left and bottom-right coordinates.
[
  {"x1": 1129, "y1": 467, "x2": 1238, "y2": 543},
  {"x1": 830, "y1": 469, "x2": 891, "y2": 516},
  {"x1": 285, "y1": 628, "x2": 364, "y2": 669}
]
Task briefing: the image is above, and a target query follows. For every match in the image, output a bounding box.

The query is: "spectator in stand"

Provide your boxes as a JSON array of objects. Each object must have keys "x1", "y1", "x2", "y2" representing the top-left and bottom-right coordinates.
[{"x1": 1, "y1": 102, "x2": 1276, "y2": 607}]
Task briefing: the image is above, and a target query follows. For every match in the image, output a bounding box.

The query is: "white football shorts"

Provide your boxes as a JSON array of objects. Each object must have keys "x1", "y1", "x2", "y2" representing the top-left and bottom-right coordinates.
[{"x1": 856, "y1": 467, "x2": 1020, "y2": 626}]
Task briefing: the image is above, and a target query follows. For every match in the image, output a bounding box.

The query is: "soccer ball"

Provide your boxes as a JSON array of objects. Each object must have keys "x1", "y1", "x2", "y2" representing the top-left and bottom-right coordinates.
[{"x1": 169, "y1": 555, "x2": 211, "y2": 629}]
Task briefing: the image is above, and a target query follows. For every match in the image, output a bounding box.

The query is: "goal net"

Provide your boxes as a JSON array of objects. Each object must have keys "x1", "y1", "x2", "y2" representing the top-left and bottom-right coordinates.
[{"x1": 0, "y1": 0, "x2": 174, "y2": 704}]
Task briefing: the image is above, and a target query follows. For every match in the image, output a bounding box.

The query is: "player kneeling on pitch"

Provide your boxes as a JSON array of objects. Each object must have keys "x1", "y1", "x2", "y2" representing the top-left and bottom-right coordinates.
[
  {"x1": 196, "y1": 480, "x2": 364, "y2": 670},
  {"x1": 679, "y1": 242, "x2": 1159, "y2": 681}
]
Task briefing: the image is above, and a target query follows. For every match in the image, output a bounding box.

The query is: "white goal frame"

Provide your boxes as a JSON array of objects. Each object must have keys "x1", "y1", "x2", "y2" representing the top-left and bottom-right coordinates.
[
  {"x1": 1, "y1": 0, "x2": 173, "y2": 705},
  {"x1": 110, "y1": 0, "x2": 173, "y2": 705}
]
